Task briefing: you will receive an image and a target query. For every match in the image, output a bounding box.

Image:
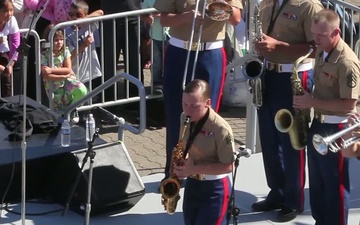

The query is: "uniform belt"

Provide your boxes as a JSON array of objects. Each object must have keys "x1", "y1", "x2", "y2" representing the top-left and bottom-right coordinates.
[
  {"x1": 169, "y1": 37, "x2": 223, "y2": 51},
  {"x1": 313, "y1": 112, "x2": 348, "y2": 124},
  {"x1": 265, "y1": 61, "x2": 313, "y2": 73},
  {"x1": 190, "y1": 174, "x2": 228, "y2": 181}
]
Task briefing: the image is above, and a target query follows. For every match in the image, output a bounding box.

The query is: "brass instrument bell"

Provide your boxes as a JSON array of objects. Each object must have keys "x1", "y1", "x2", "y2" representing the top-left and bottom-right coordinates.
[{"x1": 206, "y1": 0, "x2": 233, "y2": 21}]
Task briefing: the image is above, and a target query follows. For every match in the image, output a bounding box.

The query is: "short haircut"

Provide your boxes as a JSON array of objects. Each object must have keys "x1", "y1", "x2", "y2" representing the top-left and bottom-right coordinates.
[
  {"x1": 184, "y1": 79, "x2": 210, "y2": 100},
  {"x1": 70, "y1": 0, "x2": 89, "y2": 14},
  {"x1": 313, "y1": 9, "x2": 340, "y2": 30}
]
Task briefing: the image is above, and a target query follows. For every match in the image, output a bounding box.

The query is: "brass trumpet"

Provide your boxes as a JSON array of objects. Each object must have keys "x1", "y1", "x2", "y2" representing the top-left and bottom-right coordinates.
[
  {"x1": 182, "y1": 0, "x2": 234, "y2": 89},
  {"x1": 206, "y1": 0, "x2": 233, "y2": 21},
  {"x1": 313, "y1": 118, "x2": 360, "y2": 155}
]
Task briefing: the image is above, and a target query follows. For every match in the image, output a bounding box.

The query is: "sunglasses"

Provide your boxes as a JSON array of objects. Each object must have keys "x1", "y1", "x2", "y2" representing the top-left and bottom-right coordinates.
[{"x1": 68, "y1": 12, "x2": 84, "y2": 18}]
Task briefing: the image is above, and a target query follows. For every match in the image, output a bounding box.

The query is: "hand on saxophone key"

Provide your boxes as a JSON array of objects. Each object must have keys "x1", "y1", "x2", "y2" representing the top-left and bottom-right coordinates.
[
  {"x1": 174, "y1": 158, "x2": 195, "y2": 179},
  {"x1": 293, "y1": 91, "x2": 313, "y2": 109},
  {"x1": 254, "y1": 34, "x2": 277, "y2": 56}
]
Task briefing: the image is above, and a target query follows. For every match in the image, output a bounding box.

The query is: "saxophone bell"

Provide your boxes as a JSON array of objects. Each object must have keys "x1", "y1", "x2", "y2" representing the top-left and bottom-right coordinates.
[
  {"x1": 160, "y1": 116, "x2": 190, "y2": 214},
  {"x1": 242, "y1": 57, "x2": 265, "y2": 80},
  {"x1": 274, "y1": 108, "x2": 307, "y2": 150}
]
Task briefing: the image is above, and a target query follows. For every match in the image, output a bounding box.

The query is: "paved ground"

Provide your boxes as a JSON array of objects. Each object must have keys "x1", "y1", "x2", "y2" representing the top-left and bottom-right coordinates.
[{"x1": 99, "y1": 102, "x2": 248, "y2": 177}]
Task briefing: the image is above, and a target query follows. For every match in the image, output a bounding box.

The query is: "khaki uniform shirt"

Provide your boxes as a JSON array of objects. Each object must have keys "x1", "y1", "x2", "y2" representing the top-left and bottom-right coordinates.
[
  {"x1": 179, "y1": 108, "x2": 235, "y2": 168},
  {"x1": 259, "y1": 0, "x2": 323, "y2": 63},
  {"x1": 313, "y1": 39, "x2": 360, "y2": 116},
  {"x1": 153, "y1": 0, "x2": 243, "y2": 42}
]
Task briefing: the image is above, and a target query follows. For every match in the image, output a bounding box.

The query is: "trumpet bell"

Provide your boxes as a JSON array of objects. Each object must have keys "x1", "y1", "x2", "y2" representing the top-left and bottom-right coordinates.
[
  {"x1": 206, "y1": 1, "x2": 233, "y2": 21},
  {"x1": 312, "y1": 134, "x2": 329, "y2": 155}
]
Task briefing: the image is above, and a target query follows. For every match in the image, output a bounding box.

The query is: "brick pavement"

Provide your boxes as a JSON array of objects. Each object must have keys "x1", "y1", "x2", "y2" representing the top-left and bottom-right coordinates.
[{"x1": 100, "y1": 106, "x2": 248, "y2": 177}]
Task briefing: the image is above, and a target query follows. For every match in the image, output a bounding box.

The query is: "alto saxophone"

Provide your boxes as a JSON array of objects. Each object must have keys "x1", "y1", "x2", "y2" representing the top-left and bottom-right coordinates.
[
  {"x1": 244, "y1": 3, "x2": 265, "y2": 108},
  {"x1": 274, "y1": 47, "x2": 315, "y2": 150},
  {"x1": 160, "y1": 116, "x2": 190, "y2": 214}
]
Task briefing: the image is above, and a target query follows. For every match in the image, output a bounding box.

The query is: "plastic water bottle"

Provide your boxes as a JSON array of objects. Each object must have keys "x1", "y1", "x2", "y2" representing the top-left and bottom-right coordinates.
[
  {"x1": 86, "y1": 114, "x2": 96, "y2": 142},
  {"x1": 61, "y1": 119, "x2": 71, "y2": 147}
]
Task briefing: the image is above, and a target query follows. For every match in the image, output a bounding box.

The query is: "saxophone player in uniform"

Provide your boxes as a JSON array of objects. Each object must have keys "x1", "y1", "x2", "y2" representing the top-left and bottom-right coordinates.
[
  {"x1": 251, "y1": 0, "x2": 323, "y2": 222},
  {"x1": 294, "y1": 9, "x2": 360, "y2": 225},
  {"x1": 174, "y1": 79, "x2": 235, "y2": 225}
]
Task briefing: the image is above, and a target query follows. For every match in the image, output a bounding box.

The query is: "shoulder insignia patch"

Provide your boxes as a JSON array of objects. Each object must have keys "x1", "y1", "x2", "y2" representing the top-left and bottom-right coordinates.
[
  {"x1": 226, "y1": 133, "x2": 234, "y2": 146},
  {"x1": 347, "y1": 73, "x2": 357, "y2": 88}
]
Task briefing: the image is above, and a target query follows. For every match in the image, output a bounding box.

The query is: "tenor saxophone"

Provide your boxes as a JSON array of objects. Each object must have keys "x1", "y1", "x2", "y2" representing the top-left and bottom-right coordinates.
[
  {"x1": 160, "y1": 116, "x2": 190, "y2": 214},
  {"x1": 274, "y1": 47, "x2": 314, "y2": 150}
]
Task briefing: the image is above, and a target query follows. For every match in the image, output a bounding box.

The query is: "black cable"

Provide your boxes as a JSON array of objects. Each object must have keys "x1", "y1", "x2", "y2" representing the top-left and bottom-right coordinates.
[{"x1": 3, "y1": 202, "x2": 62, "y2": 216}]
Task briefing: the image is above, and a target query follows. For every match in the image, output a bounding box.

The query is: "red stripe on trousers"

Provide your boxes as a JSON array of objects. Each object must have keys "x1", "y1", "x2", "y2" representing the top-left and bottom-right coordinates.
[
  {"x1": 338, "y1": 123, "x2": 345, "y2": 225},
  {"x1": 299, "y1": 149, "x2": 305, "y2": 211},
  {"x1": 214, "y1": 47, "x2": 227, "y2": 112},
  {"x1": 216, "y1": 177, "x2": 230, "y2": 225},
  {"x1": 298, "y1": 70, "x2": 308, "y2": 211},
  {"x1": 301, "y1": 70, "x2": 308, "y2": 91}
]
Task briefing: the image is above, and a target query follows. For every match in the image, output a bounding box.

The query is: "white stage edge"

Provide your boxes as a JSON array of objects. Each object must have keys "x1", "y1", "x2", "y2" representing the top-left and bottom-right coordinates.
[{"x1": 1, "y1": 152, "x2": 360, "y2": 225}]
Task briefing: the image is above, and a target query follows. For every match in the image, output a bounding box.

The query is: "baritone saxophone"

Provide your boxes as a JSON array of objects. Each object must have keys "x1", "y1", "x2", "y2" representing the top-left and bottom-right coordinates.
[
  {"x1": 160, "y1": 116, "x2": 190, "y2": 214},
  {"x1": 274, "y1": 47, "x2": 315, "y2": 150},
  {"x1": 244, "y1": 2, "x2": 265, "y2": 109}
]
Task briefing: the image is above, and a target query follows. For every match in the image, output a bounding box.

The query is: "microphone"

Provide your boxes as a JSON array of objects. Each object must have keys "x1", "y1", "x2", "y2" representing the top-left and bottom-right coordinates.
[
  {"x1": 235, "y1": 147, "x2": 252, "y2": 158},
  {"x1": 92, "y1": 106, "x2": 125, "y2": 125}
]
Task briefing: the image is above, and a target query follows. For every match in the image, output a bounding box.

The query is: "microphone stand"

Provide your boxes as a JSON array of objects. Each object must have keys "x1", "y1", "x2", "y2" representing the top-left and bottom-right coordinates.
[
  {"x1": 226, "y1": 147, "x2": 251, "y2": 225},
  {"x1": 12, "y1": 1, "x2": 50, "y2": 224},
  {"x1": 61, "y1": 128, "x2": 100, "y2": 225},
  {"x1": 226, "y1": 151, "x2": 241, "y2": 225}
]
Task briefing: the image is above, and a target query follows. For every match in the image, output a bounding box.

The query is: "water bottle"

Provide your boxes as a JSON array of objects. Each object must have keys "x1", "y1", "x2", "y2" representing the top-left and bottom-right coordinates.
[
  {"x1": 61, "y1": 119, "x2": 71, "y2": 147},
  {"x1": 86, "y1": 114, "x2": 96, "y2": 142}
]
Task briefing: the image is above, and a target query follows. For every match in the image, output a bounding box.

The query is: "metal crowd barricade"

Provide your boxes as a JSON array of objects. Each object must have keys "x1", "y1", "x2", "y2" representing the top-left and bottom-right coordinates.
[
  {"x1": 0, "y1": 29, "x2": 41, "y2": 100},
  {"x1": 20, "y1": 29, "x2": 42, "y2": 103},
  {"x1": 322, "y1": 0, "x2": 360, "y2": 49},
  {"x1": 45, "y1": 8, "x2": 159, "y2": 112}
]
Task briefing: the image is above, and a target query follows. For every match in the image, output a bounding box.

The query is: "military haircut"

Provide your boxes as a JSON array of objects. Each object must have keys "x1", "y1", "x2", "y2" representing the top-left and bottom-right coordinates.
[{"x1": 184, "y1": 79, "x2": 211, "y2": 100}]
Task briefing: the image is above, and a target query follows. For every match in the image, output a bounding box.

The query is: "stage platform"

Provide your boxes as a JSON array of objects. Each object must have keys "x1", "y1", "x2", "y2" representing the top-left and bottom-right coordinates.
[
  {"x1": 1, "y1": 152, "x2": 360, "y2": 225},
  {"x1": 0, "y1": 95, "x2": 106, "y2": 165}
]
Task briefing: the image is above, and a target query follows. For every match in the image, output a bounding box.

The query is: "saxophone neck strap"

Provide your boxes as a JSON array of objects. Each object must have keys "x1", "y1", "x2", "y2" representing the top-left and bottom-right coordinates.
[
  {"x1": 183, "y1": 108, "x2": 210, "y2": 158},
  {"x1": 267, "y1": 0, "x2": 289, "y2": 35}
]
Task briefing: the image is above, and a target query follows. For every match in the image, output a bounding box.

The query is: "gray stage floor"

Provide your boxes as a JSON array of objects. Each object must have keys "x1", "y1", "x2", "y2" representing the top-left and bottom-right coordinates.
[{"x1": 1, "y1": 152, "x2": 360, "y2": 225}]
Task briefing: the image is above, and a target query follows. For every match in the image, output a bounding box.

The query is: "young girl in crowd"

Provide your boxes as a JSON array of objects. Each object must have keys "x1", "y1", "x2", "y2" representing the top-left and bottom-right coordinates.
[
  {"x1": 0, "y1": 0, "x2": 20, "y2": 97},
  {"x1": 41, "y1": 24, "x2": 87, "y2": 112}
]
